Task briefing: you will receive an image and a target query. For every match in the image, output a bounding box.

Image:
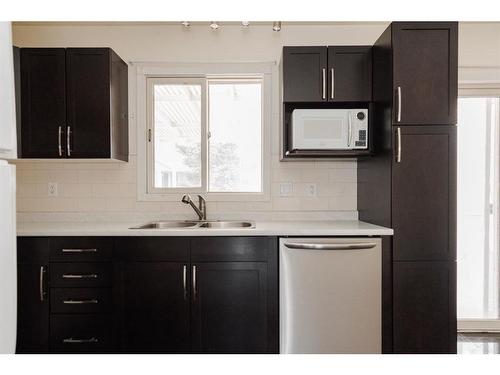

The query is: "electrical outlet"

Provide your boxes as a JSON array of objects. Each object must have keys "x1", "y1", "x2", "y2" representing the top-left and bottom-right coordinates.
[
  {"x1": 48, "y1": 182, "x2": 58, "y2": 197},
  {"x1": 279, "y1": 182, "x2": 293, "y2": 197},
  {"x1": 306, "y1": 183, "x2": 317, "y2": 197}
]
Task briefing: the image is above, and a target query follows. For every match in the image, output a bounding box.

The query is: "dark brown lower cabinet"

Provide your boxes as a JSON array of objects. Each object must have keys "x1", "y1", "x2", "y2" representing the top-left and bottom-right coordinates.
[
  {"x1": 393, "y1": 261, "x2": 456, "y2": 354},
  {"x1": 191, "y1": 262, "x2": 269, "y2": 353},
  {"x1": 16, "y1": 238, "x2": 50, "y2": 353},
  {"x1": 117, "y1": 262, "x2": 190, "y2": 353},
  {"x1": 16, "y1": 236, "x2": 279, "y2": 353}
]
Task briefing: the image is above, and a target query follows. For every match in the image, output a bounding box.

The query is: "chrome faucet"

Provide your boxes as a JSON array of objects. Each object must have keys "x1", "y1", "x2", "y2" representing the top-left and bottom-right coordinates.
[{"x1": 181, "y1": 194, "x2": 206, "y2": 221}]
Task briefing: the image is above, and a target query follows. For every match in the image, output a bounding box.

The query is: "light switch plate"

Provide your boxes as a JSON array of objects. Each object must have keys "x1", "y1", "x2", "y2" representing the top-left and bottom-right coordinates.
[
  {"x1": 48, "y1": 182, "x2": 58, "y2": 197},
  {"x1": 279, "y1": 182, "x2": 293, "y2": 196}
]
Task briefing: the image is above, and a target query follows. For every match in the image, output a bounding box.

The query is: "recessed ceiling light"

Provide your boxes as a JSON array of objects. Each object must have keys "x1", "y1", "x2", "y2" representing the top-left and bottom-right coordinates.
[
  {"x1": 181, "y1": 21, "x2": 190, "y2": 28},
  {"x1": 273, "y1": 21, "x2": 282, "y2": 32},
  {"x1": 241, "y1": 21, "x2": 250, "y2": 27},
  {"x1": 210, "y1": 22, "x2": 219, "y2": 30}
]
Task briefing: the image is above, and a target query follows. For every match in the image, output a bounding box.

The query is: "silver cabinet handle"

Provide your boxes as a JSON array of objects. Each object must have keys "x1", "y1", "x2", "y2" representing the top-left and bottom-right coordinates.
[
  {"x1": 330, "y1": 68, "x2": 335, "y2": 99},
  {"x1": 39, "y1": 266, "x2": 46, "y2": 302},
  {"x1": 58, "y1": 126, "x2": 63, "y2": 157},
  {"x1": 63, "y1": 299, "x2": 98, "y2": 305},
  {"x1": 66, "y1": 126, "x2": 72, "y2": 156},
  {"x1": 63, "y1": 337, "x2": 99, "y2": 344},
  {"x1": 183, "y1": 265, "x2": 187, "y2": 301},
  {"x1": 192, "y1": 265, "x2": 197, "y2": 301},
  {"x1": 284, "y1": 242, "x2": 377, "y2": 250},
  {"x1": 62, "y1": 274, "x2": 98, "y2": 279},
  {"x1": 397, "y1": 86, "x2": 402, "y2": 122},
  {"x1": 322, "y1": 68, "x2": 326, "y2": 100},
  {"x1": 62, "y1": 248, "x2": 97, "y2": 253},
  {"x1": 396, "y1": 127, "x2": 402, "y2": 163}
]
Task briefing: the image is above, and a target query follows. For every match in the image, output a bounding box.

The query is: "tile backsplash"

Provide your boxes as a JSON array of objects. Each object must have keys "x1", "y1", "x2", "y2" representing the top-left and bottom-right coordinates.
[{"x1": 15, "y1": 156, "x2": 357, "y2": 223}]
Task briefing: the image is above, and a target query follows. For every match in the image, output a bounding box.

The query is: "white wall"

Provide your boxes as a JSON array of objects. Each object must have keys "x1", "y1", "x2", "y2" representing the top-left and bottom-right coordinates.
[{"x1": 11, "y1": 22, "x2": 500, "y2": 222}]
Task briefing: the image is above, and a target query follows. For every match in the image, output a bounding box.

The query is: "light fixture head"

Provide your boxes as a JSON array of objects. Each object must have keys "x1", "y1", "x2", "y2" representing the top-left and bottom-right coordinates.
[
  {"x1": 181, "y1": 21, "x2": 190, "y2": 28},
  {"x1": 272, "y1": 21, "x2": 282, "y2": 32},
  {"x1": 210, "y1": 21, "x2": 220, "y2": 30},
  {"x1": 241, "y1": 21, "x2": 250, "y2": 27}
]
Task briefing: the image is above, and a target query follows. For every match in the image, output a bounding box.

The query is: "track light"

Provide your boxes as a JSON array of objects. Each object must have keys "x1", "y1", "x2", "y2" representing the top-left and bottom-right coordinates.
[
  {"x1": 210, "y1": 22, "x2": 219, "y2": 30},
  {"x1": 273, "y1": 21, "x2": 282, "y2": 32},
  {"x1": 181, "y1": 21, "x2": 190, "y2": 28}
]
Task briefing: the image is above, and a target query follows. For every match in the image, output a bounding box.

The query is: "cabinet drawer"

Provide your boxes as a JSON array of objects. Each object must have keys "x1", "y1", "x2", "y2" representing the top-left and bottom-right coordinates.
[
  {"x1": 50, "y1": 237, "x2": 113, "y2": 262},
  {"x1": 191, "y1": 237, "x2": 274, "y2": 262},
  {"x1": 51, "y1": 288, "x2": 112, "y2": 314},
  {"x1": 50, "y1": 314, "x2": 113, "y2": 353},
  {"x1": 50, "y1": 263, "x2": 112, "y2": 287}
]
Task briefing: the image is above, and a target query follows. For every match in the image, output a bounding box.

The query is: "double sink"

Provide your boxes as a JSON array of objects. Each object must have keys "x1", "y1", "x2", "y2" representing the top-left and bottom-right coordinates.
[{"x1": 130, "y1": 220, "x2": 255, "y2": 230}]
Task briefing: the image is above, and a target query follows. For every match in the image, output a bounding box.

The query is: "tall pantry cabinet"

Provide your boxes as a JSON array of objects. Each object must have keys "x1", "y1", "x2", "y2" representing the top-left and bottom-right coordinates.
[{"x1": 358, "y1": 22, "x2": 458, "y2": 353}]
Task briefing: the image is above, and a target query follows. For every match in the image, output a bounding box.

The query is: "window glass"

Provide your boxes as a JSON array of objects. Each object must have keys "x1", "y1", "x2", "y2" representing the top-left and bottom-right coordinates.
[
  {"x1": 208, "y1": 81, "x2": 262, "y2": 192},
  {"x1": 152, "y1": 83, "x2": 202, "y2": 188}
]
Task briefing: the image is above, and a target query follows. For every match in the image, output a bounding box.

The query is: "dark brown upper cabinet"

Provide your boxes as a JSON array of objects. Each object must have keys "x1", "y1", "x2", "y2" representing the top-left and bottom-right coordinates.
[
  {"x1": 327, "y1": 46, "x2": 372, "y2": 102},
  {"x1": 282, "y1": 47, "x2": 327, "y2": 102},
  {"x1": 20, "y1": 49, "x2": 66, "y2": 158},
  {"x1": 391, "y1": 22, "x2": 458, "y2": 125},
  {"x1": 18, "y1": 48, "x2": 128, "y2": 161},
  {"x1": 282, "y1": 46, "x2": 372, "y2": 103}
]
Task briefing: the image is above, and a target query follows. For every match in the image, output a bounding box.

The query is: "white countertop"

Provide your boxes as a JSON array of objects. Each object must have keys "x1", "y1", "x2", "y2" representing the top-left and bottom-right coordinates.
[{"x1": 17, "y1": 220, "x2": 393, "y2": 237}]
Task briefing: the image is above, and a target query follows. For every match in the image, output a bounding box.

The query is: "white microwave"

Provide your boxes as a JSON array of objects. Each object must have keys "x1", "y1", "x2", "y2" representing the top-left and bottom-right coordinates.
[{"x1": 291, "y1": 108, "x2": 368, "y2": 151}]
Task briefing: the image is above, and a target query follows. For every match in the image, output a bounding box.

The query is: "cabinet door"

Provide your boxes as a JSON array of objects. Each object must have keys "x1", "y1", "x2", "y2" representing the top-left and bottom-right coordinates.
[
  {"x1": 16, "y1": 238, "x2": 50, "y2": 353},
  {"x1": 66, "y1": 48, "x2": 111, "y2": 158},
  {"x1": 20, "y1": 48, "x2": 66, "y2": 158},
  {"x1": 327, "y1": 46, "x2": 372, "y2": 102},
  {"x1": 117, "y1": 262, "x2": 189, "y2": 353},
  {"x1": 191, "y1": 262, "x2": 269, "y2": 353},
  {"x1": 392, "y1": 22, "x2": 458, "y2": 125},
  {"x1": 392, "y1": 126, "x2": 456, "y2": 261},
  {"x1": 282, "y1": 46, "x2": 327, "y2": 102},
  {"x1": 393, "y1": 261, "x2": 456, "y2": 354}
]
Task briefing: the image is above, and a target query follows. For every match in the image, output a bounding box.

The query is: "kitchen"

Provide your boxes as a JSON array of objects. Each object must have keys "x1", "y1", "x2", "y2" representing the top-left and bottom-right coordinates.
[{"x1": 1, "y1": 1, "x2": 500, "y2": 373}]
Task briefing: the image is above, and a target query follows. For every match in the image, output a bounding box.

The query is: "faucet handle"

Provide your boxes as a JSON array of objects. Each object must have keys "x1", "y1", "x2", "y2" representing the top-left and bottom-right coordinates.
[{"x1": 181, "y1": 194, "x2": 191, "y2": 204}]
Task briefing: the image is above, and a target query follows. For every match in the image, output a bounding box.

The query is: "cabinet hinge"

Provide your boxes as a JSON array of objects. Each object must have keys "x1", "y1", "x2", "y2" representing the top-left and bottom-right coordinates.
[{"x1": 147, "y1": 129, "x2": 152, "y2": 142}]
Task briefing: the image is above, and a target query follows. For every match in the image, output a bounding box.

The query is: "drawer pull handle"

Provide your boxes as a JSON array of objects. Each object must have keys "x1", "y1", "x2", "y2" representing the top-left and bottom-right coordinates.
[
  {"x1": 62, "y1": 248, "x2": 98, "y2": 253},
  {"x1": 62, "y1": 274, "x2": 98, "y2": 279},
  {"x1": 39, "y1": 266, "x2": 46, "y2": 302},
  {"x1": 192, "y1": 265, "x2": 197, "y2": 302},
  {"x1": 63, "y1": 299, "x2": 98, "y2": 305},
  {"x1": 63, "y1": 337, "x2": 99, "y2": 344}
]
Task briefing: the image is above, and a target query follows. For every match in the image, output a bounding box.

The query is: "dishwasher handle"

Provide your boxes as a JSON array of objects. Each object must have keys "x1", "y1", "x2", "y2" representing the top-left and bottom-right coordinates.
[{"x1": 284, "y1": 242, "x2": 377, "y2": 250}]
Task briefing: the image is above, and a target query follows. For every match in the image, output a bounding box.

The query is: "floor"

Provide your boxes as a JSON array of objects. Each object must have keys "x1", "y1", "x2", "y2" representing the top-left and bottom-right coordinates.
[{"x1": 458, "y1": 333, "x2": 500, "y2": 354}]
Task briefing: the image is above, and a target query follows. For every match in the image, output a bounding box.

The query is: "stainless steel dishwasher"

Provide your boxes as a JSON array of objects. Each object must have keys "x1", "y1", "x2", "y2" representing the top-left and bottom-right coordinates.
[{"x1": 279, "y1": 237, "x2": 382, "y2": 354}]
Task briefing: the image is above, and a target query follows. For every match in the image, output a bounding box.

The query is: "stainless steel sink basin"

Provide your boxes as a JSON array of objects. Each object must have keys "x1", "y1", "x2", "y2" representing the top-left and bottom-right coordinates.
[
  {"x1": 199, "y1": 221, "x2": 254, "y2": 229},
  {"x1": 130, "y1": 221, "x2": 199, "y2": 229},
  {"x1": 130, "y1": 220, "x2": 254, "y2": 230}
]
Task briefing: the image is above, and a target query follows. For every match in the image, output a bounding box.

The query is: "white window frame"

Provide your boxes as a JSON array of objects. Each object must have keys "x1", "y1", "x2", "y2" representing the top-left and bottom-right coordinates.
[{"x1": 135, "y1": 62, "x2": 273, "y2": 202}]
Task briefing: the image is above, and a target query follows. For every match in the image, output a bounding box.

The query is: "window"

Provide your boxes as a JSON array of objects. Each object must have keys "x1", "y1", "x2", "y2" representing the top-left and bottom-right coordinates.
[{"x1": 146, "y1": 76, "x2": 264, "y2": 196}]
